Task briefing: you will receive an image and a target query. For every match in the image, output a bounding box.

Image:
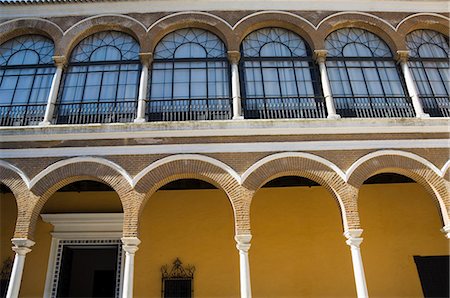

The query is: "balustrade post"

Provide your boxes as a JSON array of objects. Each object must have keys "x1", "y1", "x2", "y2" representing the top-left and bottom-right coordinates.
[
  {"x1": 235, "y1": 234, "x2": 252, "y2": 298},
  {"x1": 344, "y1": 229, "x2": 369, "y2": 298},
  {"x1": 121, "y1": 237, "x2": 140, "y2": 298},
  {"x1": 396, "y1": 51, "x2": 429, "y2": 118},
  {"x1": 134, "y1": 53, "x2": 153, "y2": 123},
  {"x1": 314, "y1": 50, "x2": 340, "y2": 119},
  {"x1": 228, "y1": 51, "x2": 244, "y2": 120},
  {"x1": 39, "y1": 56, "x2": 66, "y2": 126},
  {"x1": 6, "y1": 238, "x2": 35, "y2": 298}
]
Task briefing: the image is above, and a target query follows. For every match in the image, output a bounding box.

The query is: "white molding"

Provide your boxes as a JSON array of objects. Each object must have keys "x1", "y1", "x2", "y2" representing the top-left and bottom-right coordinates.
[
  {"x1": 395, "y1": 12, "x2": 450, "y2": 31},
  {"x1": 29, "y1": 156, "x2": 133, "y2": 188},
  {"x1": 241, "y1": 152, "x2": 346, "y2": 182},
  {"x1": 0, "y1": 160, "x2": 31, "y2": 189},
  {"x1": 316, "y1": 11, "x2": 396, "y2": 31},
  {"x1": 133, "y1": 154, "x2": 241, "y2": 187},
  {"x1": 147, "y1": 11, "x2": 233, "y2": 31},
  {"x1": 232, "y1": 10, "x2": 315, "y2": 30},
  {"x1": 345, "y1": 149, "x2": 443, "y2": 181},
  {"x1": 0, "y1": 17, "x2": 64, "y2": 34},
  {"x1": 441, "y1": 160, "x2": 450, "y2": 177},
  {"x1": 1, "y1": 139, "x2": 448, "y2": 159}
]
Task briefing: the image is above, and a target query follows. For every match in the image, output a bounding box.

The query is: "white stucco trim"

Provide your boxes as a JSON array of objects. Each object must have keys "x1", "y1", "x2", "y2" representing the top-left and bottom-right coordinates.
[
  {"x1": 395, "y1": 12, "x2": 450, "y2": 31},
  {"x1": 0, "y1": 17, "x2": 64, "y2": 34},
  {"x1": 147, "y1": 11, "x2": 233, "y2": 31},
  {"x1": 133, "y1": 154, "x2": 241, "y2": 186},
  {"x1": 241, "y1": 152, "x2": 346, "y2": 183},
  {"x1": 441, "y1": 160, "x2": 450, "y2": 178},
  {"x1": 0, "y1": 160, "x2": 31, "y2": 189},
  {"x1": 346, "y1": 149, "x2": 443, "y2": 181},
  {"x1": 29, "y1": 156, "x2": 133, "y2": 189},
  {"x1": 63, "y1": 13, "x2": 147, "y2": 35},
  {"x1": 232, "y1": 10, "x2": 315, "y2": 30}
]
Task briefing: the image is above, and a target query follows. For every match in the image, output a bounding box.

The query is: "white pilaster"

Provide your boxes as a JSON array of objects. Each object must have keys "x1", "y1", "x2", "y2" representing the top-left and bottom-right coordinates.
[
  {"x1": 134, "y1": 53, "x2": 153, "y2": 123},
  {"x1": 441, "y1": 225, "x2": 450, "y2": 239},
  {"x1": 344, "y1": 229, "x2": 368, "y2": 298},
  {"x1": 396, "y1": 51, "x2": 429, "y2": 118},
  {"x1": 314, "y1": 50, "x2": 340, "y2": 119},
  {"x1": 228, "y1": 51, "x2": 244, "y2": 120},
  {"x1": 39, "y1": 56, "x2": 66, "y2": 126},
  {"x1": 235, "y1": 234, "x2": 252, "y2": 298},
  {"x1": 121, "y1": 237, "x2": 141, "y2": 298},
  {"x1": 6, "y1": 238, "x2": 35, "y2": 298}
]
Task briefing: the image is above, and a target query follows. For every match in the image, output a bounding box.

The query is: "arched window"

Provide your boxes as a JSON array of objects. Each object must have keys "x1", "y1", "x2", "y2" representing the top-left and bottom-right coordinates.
[
  {"x1": 325, "y1": 28, "x2": 414, "y2": 118},
  {"x1": 0, "y1": 35, "x2": 55, "y2": 126},
  {"x1": 149, "y1": 28, "x2": 231, "y2": 121},
  {"x1": 56, "y1": 31, "x2": 141, "y2": 124},
  {"x1": 240, "y1": 28, "x2": 324, "y2": 119},
  {"x1": 406, "y1": 30, "x2": 449, "y2": 117}
]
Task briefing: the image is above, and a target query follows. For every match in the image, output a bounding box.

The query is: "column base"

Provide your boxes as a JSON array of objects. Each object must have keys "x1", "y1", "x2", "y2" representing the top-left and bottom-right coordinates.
[
  {"x1": 327, "y1": 114, "x2": 341, "y2": 120},
  {"x1": 417, "y1": 113, "x2": 430, "y2": 119},
  {"x1": 133, "y1": 118, "x2": 146, "y2": 123},
  {"x1": 38, "y1": 121, "x2": 51, "y2": 126},
  {"x1": 232, "y1": 115, "x2": 244, "y2": 120}
]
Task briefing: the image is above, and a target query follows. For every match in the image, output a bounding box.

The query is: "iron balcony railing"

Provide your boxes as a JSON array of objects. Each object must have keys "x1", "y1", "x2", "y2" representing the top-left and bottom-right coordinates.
[
  {"x1": 420, "y1": 96, "x2": 450, "y2": 118},
  {"x1": 146, "y1": 98, "x2": 233, "y2": 122},
  {"x1": 242, "y1": 96, "x2": 327, "y2": 119},
  {"x1": 334, "y1": 96, "x2": 415, "y2": 118},
  {"x1": 0, "y1": 103, "x2": 46, "y2": 126},
  {"x1": 54, "y1": 100, "x2": 137, "y2": 124}
]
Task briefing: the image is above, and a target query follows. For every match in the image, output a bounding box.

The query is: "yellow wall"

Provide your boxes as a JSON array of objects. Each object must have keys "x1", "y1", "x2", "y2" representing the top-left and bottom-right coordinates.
[
  {"x1": 250, "y1": 186, "x2": 356, "y2": 297},
  {"x1": 135, "y1": 188, "x2": 239, "y2": 298},
  {"x1": 0, "y1": 183, "x2": 446, "y2": 297},
  {"x1": 359, "y1": 183, "x2": 449, "y2": 297},
  {"x1": 1, "y1": 193, "x2": 17, "y2": 265}
]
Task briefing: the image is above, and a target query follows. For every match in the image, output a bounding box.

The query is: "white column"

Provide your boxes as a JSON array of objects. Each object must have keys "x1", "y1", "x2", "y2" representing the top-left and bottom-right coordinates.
[
  {"x1": 396, "y1": 50, "x2": 429, "y2": 118},
  {"x1": 235, "y1": 234, "x2": 252, "y2": 298},
  {"x1": 121, "y1": 237, "x2": 140, "y2": 298},
  {"x1": 39, "y1": 56, "x2": 66, "y2": 126},
  {"x1": 344, "y1": 229, "x2": 369, "y2": 298},
  {"x1": 314, "y1": 50, "x2": 340, "y2": 119},
  {"x1": 441, "y1": 225, "x2": 450, "y2": 239},
  {"x1": 6, "y1": 238, "x2": 35, "y2": 298},
  {"x1": 134, "y1": 53, "x2": 153, "y2": 123},
  {"x1": 228, "y1": 51, "x2": 244, "y2": 120}
]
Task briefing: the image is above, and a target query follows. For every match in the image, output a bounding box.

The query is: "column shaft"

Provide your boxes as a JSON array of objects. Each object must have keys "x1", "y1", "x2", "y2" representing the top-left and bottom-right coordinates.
[
  {"x1": 121, "y1": 237, "x2": 140, "y2": 298},
  {"x1": 228, "y1": 51, "x2": 243, "y2": 120},
  {"x1": 314, "y1": 50, "x2": 340, "y2": 119},
  {"x1": 6, "y1": 239, "x2": 34, "y2": 298},
  {"x1": 235, "y1": 234, "x2": 252, "y2": 298},
  {"x1": 40, "y1": 56, "x2": 65, "y2": 125},
  {"x1": 134, "y1": 64, "x2": 149, "y2": 122},
  {"x1": 344, "y1": 229, "x2": 368, "y2": 298}
]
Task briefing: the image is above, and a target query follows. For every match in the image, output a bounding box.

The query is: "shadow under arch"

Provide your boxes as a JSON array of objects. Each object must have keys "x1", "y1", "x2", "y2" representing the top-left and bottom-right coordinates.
[
  {"x1": 147, "y1": 12, "x2": 234, "y2": 53},
  {"x1": 242, "y1": 153, "x2": 355, "y2": 231},
  {"x1": 0, "y1": 18, "x2": 63, "y2": 47},
  {"x1": 318, "y1": 12, "x2": 406, "y2": 53},
  {"x1": 347, "y1": 151, "x2": 450, "y2": 226},
  {"x1": 233, "y1": 11, "x2": 320, "y2": 52},
  {"x1": 59, "y1": 14, "x2": 147, "y2": 58}
]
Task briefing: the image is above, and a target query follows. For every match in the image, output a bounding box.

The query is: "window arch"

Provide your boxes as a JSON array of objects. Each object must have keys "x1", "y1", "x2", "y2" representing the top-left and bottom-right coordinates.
[
  {"x1": 325, "y1": 28, "x2": 414, "y2": 118},
  {"x1": 406, "y1": 30, "x2": 449, "y2": 117},
  {"x1": 148, "y1": 28, "x2": 231, "y2": 121},
  {"x1": 56, "y1": 31, "x2": 141, "y2": 124},
  {"x1": 0, "y1": 35, "x2": 55, "y2": 126},
  {"x1": 240, "y1": 28, "x2": 324, "y2": 119}
]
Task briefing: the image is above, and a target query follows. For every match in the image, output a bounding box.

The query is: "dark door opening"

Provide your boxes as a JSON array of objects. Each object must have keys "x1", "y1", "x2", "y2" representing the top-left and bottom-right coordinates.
[
  {"x1": 56, "y1": 245, "x2": 119, "y2": 298},
  {"x1": 414, "y1": 255, "x2": 449, "y2": 298}
]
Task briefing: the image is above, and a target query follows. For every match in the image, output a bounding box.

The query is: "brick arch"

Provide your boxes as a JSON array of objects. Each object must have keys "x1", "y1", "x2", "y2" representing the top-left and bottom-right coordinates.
[
  {"x1": 59, "y1": 14, "x2": 148, "y2": 58},
  {"x1": 233, "y1": 11, "x2": 320, "y2": 52},
  {"x1": 147, "y1": 12, "x2": 234, "y2": 53},
  {"x1": 0, "y1": 18, "x2": 63, "y2": 47},
  {"x1": 242, "y1": 153, "x2": 357, "y2": 230},
  {"x1": 347, "y1": 151, "x2": 450, "y2": 226},
  {"x1": 317, "y1": 12, "x2": 405, "y2": 53},
  {"x1": 133, "y1": 157, "x2": 244, "y2": 234},
  {"x1": 397, "y1": 14, "x2": 450, "y2": 38}
]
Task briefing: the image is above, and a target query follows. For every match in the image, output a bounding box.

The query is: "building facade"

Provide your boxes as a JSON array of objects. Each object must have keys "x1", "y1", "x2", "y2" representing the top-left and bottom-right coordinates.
[{"x1": 0, "y1": 0, "x2": 449, "y2": 297}]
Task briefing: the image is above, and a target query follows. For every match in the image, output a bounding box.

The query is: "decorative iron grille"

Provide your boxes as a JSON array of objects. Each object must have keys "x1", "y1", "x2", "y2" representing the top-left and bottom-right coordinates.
[{"x1": 161, "y1": 258, "x2": 195, "y2": 298}]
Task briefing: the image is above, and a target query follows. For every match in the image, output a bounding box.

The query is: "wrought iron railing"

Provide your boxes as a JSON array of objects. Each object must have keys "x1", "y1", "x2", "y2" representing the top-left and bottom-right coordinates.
[
  {"x1": 420, "y1": 96, "x2": 450, "y2": 117},
  {"x1": 242, "y1": 96, "x2": 327, "y2": 119},
  {"x1": 146, "y1": 98, "x2": 232, "y2": 121},
  {"x1": 334, "y1": 96, "x2": 415, "y2": 118},
  {"x1": 0, "y1": 104, "x2": 46, "y2": 126},
  {"x1": 54, "y1": 100, "x2": 137, "y2": 124}
]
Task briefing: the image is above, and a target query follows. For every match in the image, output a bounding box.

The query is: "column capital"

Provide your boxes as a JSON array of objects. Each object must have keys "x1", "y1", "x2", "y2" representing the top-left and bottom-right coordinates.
[
  {"x1": 227, "y1": 51, "x2": 241, "y2": 64},
  {"x1": 11, "y1": 238, "x2": 35, "y2": 255},
  {"x1": 52, "y1": 55, "x2": 67, "y2": 68},
  {"x1": 139, "y1": 52, "x2": 153, "y2": 67},
  {"x1": 441, "y1": 225, "x2": 450, "y2": 239},
  {"x1": 235, "y1": 234, "x2": 252, "y2": 252},
  {"x1": 396, "y1": 50, "x2": 410, "y2": 63},
  {"x1": 121, "y1": 237, "x2": 141, "y2": 254},
  {"x1": 314, "y1": 50, "x2": 328, "y2": 63},
  {"x1": 344, "y1": 229, "x2": 364, "y2": 247}
]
